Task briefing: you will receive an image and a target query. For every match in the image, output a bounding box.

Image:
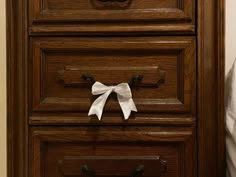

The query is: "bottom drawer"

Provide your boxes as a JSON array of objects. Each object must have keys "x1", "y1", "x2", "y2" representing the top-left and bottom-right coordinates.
[
  {"x1": 30, "y1": 127, "x2": 196, "y2": 177},
  {"x1": 59, "y1": 156, "x2": 166, "y2": 177}
]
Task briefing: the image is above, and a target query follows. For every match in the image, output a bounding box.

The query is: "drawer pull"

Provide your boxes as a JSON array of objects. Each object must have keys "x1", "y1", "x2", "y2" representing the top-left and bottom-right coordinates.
[
  {"x1": 81, "y1": 165, "x2": 95, "y2": 177},
  {"x1": 58, "y1": 156, "x2": 167, "y2": 177},
  {"x1": 81, "y1": 74, "x2": 165, "y2": 89},
  {"x1": 81, "y1": 164, "x2": 144, "y2": 177},
  {"x1": 91, "y1": 0, "x2": 131, "y2": 9},
  {"x1": 129, "y1": 75, "x2": 144, "y2": 88},
  {"x1": 132, "y1": 165, "x2": 145, "y2": 177},
  {"x1": 82, "y1": 74, "x2": 143, "y2": 88},
  {"x1": 58, "y1": 66, "x2": 165, "y2": 88},
  {"x1": 82, "y1": 74, "x2": 96, "y2": 85}
]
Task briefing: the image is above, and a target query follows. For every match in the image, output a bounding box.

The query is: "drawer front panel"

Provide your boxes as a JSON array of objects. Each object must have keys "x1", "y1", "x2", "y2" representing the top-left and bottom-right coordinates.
[
  {"x1": 59, "y1": 156, "x2": 166, "y2": 177},
  {"x1": 30, "y1": 127, "x2": 196, "y2": 177},
  {"x1": 29, "y1": 37, "x2": 196, "y2": 120},
  {"x1": 29, "y1": 0, "x2": 195, "y2": 34}
]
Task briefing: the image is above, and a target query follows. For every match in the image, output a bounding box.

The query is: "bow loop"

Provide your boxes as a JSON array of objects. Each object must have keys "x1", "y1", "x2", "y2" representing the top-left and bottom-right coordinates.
[
  {"x1": 114, "y1": 83, "x2": 132, "y2": 98},
  {"x1": 91, "y1": 82, "x2": 112, "y2": 95},
  {"x1": 88, "y1": 81, "x2": 137, "y2": 120}
]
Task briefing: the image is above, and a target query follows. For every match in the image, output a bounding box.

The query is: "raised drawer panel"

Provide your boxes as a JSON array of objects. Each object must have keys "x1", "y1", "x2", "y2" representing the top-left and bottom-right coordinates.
[
  {"x1": 59, "y1": 156, "x2": 166, "y2": 177},
  {"x1": 29, "y1": 37, "x2": 196, "y2": 122},
  {"x1": 30, "y1": 126, "x2": 196, "y2": 177},
  {"x1": 29, "y1": 0, "x2": 195, "y2": 34}
]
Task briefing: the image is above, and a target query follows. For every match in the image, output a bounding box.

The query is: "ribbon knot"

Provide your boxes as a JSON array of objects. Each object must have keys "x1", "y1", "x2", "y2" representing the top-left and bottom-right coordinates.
[{"x1": 88, "y1": 81, "x2": 137, "y2": 120}]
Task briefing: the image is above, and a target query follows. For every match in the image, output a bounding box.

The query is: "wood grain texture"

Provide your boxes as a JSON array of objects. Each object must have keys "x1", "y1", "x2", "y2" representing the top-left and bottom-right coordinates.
[
  {"x1": 29, "y1": 115, "x2": 196, "y2": 126},
  {"x1": 29, "y1": 37, "x2": 196, "y2": 121},
  {"x1": 29, "y1": 126, "x2": 196, "y2": 177},
  {"x1": 59, "y1": 156, "x2": 167, "y2": 177},
  {"x1": 28, "y1": 0, "x2": 195, "y2": 35},
  {"x1": 58, "y1": 66, "x2": 165, "y2": 87},
  {"x1": 216, "y1": 1, "x2": 226, "y2": 176},
  {"x1": 7, "y1": 0, "x2": 28, "y2": 177},
  {"x1": 7, "y1": 0, "x2": 225, "y2": 177},
  {"x1": 29, "y1": 24, "x2": 195, "y2": 36},
  {"x1": 197, "y1": 0, "x2": 225, "y2": 177}
]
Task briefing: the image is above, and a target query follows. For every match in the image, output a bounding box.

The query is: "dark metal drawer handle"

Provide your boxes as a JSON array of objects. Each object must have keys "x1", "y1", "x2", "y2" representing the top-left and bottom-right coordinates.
[
  {"x1": 97, "y1": 0, "x2": 128, "y2": 2},
  {"x1": 81, "y1": 73, "x2": 165, "y2": 88},
  {"x1": 81, "y1": 164, "x2": 144, "y2": 177},
  {"x1": 82, "y1": 74, "x2": 143, "y2": 89},
  {"x1": 81, "y1": 74, "x2": 96, "y2": 85},
  {"x1": 81, "y1": 165, "x2": 95, "y2": 177},
  {"x1": 58, "y1": 66, "x2": 165, "y2": 88},
  {"x1": 132, "y1": 165, "x2": 145, "y2": 177}
]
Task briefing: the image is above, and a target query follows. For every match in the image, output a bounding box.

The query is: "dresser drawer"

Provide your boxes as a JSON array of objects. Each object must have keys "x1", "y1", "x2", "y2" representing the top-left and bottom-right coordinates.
[
  {"x1": 29, "y1": 37, "x2": 196, "y2": 122},
  {"x1": 30, "y1": 126, "x2": 196, "y2": 177},
  {"x1": 29, "y1": 0, "x2": 195, "y2": 34}
]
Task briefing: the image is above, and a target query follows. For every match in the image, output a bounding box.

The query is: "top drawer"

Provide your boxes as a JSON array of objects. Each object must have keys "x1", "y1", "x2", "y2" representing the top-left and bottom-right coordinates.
[{"x1": 29, "y1": 0, "x2": 195, "y2": 35}]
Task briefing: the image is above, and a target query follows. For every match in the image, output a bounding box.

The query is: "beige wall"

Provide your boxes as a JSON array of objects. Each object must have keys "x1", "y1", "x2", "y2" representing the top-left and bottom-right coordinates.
[
  {"x1": 0, "y1": 0, "x2": 233, "y2": 177},
  {"x1": 0, "y1": 0, "x2": 6, "y2": 176},
  {"x1": 226, "y1": 0, "x2": 236, "y2": 75}
]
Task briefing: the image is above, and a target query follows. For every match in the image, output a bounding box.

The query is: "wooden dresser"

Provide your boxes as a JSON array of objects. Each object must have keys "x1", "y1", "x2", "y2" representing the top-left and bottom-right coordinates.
[{"x1": 7, "y1": 0, "x2": 225, "y2": 177}]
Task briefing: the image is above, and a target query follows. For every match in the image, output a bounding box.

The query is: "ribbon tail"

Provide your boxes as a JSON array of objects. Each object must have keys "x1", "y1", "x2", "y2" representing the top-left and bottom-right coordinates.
[
  {"x1": 88, "y1": 90, "x2": 112, "y2": 120},
  {"x1": 118, "y1": 96, "x2": 137, "y2": 120}
]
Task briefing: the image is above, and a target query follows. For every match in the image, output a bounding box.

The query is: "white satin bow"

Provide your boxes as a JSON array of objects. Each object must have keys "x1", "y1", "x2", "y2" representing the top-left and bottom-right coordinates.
[{"x1": 88, "y1": 81, "x2": 137, "y2": 120}]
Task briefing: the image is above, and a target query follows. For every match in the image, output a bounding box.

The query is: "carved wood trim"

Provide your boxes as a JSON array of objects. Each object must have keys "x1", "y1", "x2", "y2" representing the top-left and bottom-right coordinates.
[
  {"x1": 90, "y1": 0, "x2": 133, "y2": 10},
  {"x1": 29, "y1": 25, "x2": 196, "y2": 36},
  {"x1": 28, "y1": 0, "x2": 195, "y2": 35},
  {"x1": 197, "y1": 0, "x2": 225, "y2": 177},
  {"x1": 58, "y1": 156, "x2": 167, "y2": 177},
  {"x1": 216, "y1": 0, "x2": 226, "y2": 176},
  {"x1": 33, "y1": 0, "x2": 191, "y2": 22},
  {"x1": 7, "y1": 0, "x2": 28, "y2": 176},
  {"x1": 57, "y1": 66, "x2": 165, "y2": 87},
  {"x1": 29, "y1": 37, "x2": 194, "y2": 115},
  {"x1": 7, "y1": 0, "x2": 225, "y2": 177},
  {"x1": 29, "y1": 127, "x2": 193, "y2": 177},
  {"x1": 29, "y1": 116, "x2": 196, "y2": 126}
]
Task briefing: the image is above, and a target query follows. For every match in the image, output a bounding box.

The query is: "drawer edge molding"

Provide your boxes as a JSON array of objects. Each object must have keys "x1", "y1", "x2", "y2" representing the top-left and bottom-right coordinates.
[
  {"x1": 29, "y1": 25, "x2": 195, "y2": 36},
  {"x1": 29, "y1": 116, "x2": 196, "y2": 126},
  {"x1": 29, "y1": 126, "x2": 196, "y2": 177}
]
